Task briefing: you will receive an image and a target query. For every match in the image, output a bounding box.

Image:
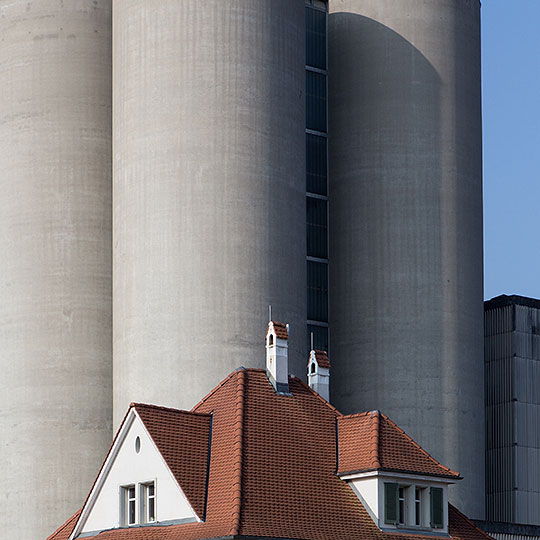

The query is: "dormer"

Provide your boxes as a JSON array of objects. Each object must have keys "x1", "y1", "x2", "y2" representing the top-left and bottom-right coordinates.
[
  {"x1": 307, "y1": 349, "x2": 330, "y2": 402},
  {"x1": 69, "y1": 404, "x2": 211, "y2": 539},
  {"x1": 337, "y1": 411, "x2": 461, "y2": 536},
  {"x1": 266, "y1": 321, "x2": 289, "y2": 393}
]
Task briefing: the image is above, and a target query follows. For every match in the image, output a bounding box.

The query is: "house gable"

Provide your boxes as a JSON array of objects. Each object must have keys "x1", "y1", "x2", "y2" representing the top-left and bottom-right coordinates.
[{"x1": 72, "y1": 410, "x2": 199, "y2": 538}]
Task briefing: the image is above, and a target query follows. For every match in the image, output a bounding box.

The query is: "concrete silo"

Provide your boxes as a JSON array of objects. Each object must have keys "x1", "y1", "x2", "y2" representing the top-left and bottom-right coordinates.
[
  {"x1": 328, "y1": 0, "x2": 484, "y2": 518},
  {"x1": 113, "y1": 0, "x2": 306, "y2": 426},
  {"x1": 0, "y1": 1, "x2": 112, "y2": 539}
]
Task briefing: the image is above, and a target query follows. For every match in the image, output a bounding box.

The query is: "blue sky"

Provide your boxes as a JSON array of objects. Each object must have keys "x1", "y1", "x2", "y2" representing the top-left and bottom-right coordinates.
[{"x1": 483, "y1": 1, "x2": 540, "y2": 300}]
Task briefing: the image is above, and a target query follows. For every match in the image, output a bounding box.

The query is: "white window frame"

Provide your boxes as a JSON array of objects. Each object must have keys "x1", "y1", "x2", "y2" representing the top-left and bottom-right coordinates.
[
  {"x1": 398, "y1": 485, "x2": 407, "y2": 525},
  {"x1": 120, "y1": 480, "x2": 157, "y2": 526},
  {"x1": 414, "y1": 486, "x2": 426, "y2": 527},
  {"x1": 120, "y1": 484, "x2": 137, "y2": 526},
  {"x1": 140, "y1": 480, "x2": 157, "y2": 524}
]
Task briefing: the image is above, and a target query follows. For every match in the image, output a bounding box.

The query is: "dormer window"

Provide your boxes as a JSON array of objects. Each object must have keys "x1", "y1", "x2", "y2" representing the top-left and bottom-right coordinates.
[
  {"x1": 415, "y1": 487, "x2": 423, "y2": 526},
  {"x1": 398, "y1": 486, "x2": 405, "y2": 525},
  {"x1": 383, "y1": 481, "x2": 444, "y2": 531},
  {"x1": 121, "y1": 481, "x2": 156, "y2": 526},
  {"x1": 142, "y1": 482, "x2": 156, "y2": 523},
  {"x1": 122, "y1": 485, "x2": 136, "y2": 526}
]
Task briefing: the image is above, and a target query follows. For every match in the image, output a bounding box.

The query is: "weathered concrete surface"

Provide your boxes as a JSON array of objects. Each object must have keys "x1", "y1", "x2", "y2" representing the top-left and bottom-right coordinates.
[
  {"x1": 328, "y1": 0, "x2": 484, "y2": 518},
  {"x1": 113, "y1": 0, "x2": 306, "y2": 427},
  {"x1": 0, "y1": 1, "x2": 112, "y2": 539}
]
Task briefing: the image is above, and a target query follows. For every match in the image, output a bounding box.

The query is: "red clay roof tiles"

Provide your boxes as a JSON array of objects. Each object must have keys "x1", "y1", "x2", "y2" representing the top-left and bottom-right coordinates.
[
  {"x1": 48, "y1": 369, "x2": 486, "y2": 540},
  {"x1": 266, "y1": 320, "x2": 289, "y2": 340},
  {"x1": 133, "y1": 404, "x2": 211, "y2": 519},
  {"x1": 310, "y1": 349, "x2": 330, "y2": 369},
  {"x1": 337, "y1": 410, "x2": 460, "y2": 478}
]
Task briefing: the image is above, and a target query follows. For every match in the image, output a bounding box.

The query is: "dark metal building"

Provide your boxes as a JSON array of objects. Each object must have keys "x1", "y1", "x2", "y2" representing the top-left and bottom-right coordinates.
[{"x1": 484, "y1": 295, "x2": 540, "y2": 527}]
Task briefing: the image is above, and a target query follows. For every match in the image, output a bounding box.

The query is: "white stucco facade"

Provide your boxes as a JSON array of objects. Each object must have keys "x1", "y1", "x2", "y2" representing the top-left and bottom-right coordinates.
[{"x1": 73, "y1": 411, "x2": 198, "y2": 538}]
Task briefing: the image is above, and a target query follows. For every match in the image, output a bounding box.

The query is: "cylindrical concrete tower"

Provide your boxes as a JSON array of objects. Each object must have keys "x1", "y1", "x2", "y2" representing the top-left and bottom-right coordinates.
[
  {"x1": 0, "y1": 1, "x2": 112, "y2": 539},
  {"x1": 328, "y1": 0, "x2": 484, "y2": 518},
  {"x1": 113, "y1": 0, "x2": 306, "y2": 426}
]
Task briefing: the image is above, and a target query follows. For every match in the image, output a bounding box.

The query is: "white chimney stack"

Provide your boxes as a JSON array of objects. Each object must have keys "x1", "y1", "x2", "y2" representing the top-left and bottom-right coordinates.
[
  {"x1": 266, "y1": 321, "x2": 289, "y2": 393},
  {"x1": 307, "y1": 349, "x2": 331, "y2": 402}
]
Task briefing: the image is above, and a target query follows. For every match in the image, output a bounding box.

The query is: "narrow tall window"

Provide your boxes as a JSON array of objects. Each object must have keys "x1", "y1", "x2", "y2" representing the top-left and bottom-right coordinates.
[
  {"x1": 430, "y1": 486, "x2": 444, "y2": 529},
  {"x1": 141, "y1": 482, "x2": 156, "y2": 523},
  {"x1": 384, "y1": 482, "x2": 398, "y2": 525},
  {"x1": 398, "y1": 487, "x2": 406, "y2": 525},
  {"x1": 415, "y1": 487, "x2": 422, "y2": 526},
  {"x1": 305, "y1": 0, "x2": 328, "y2": 353},
  {"x1": 122, "y1": 485, "x2": 136, "y2": 526}
]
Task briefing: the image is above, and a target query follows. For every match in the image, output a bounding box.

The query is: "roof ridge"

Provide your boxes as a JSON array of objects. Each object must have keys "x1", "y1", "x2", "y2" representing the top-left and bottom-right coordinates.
[
  {"x1": 191, "y1": 369, "x2": 239, "y2": 412},
  {"x1": 229, "y1": 368, "x2": 246, "y2": 536},
  {"x1": 371, "y1": 411, "x2": 382, "y2": 469},
  {"x1": 379, "y1": 412, "x2": 460, "y2": 478},
  {"x1": 132, "y1": 402, "x2": 211, "y2": 417}
]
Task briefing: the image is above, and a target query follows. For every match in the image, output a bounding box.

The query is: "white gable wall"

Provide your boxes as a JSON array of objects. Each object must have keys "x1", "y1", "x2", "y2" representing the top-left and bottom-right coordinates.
[{"x1": 80, "y1": 412, "x2": 198, "y2": 536}]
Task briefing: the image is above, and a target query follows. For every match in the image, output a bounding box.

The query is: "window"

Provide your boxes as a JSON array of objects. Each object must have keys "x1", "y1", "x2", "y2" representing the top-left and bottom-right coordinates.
[
  {"x1": 415, "y1": 487, "x2": 423, "y2": 526},
  {"x1": 384, "y1": 482, "x2": 398, "y2": 525},
  {"x1": 121, "y1": 481, "x2": 156, "y2": 526},
  {"x1": 141, "y1": 482, "x2": 156, "y2": 523},
  {"x1": 306, "y1": 197, "x2": 328, "y2": 259},
  {"x1": 306, "y1": 134, "x2": 327, "y2": 196},
  {"x1": 307, "y1": 261, "x2": 328, "y2": 322},
  {"x1": 307, "y1": 324, "x2": 328, "y2": 352},
  {"x1": 384, "y1": 482, "x2": 443, "y2": 531},
  {"x1": 306, "y1": 70, "x2": 327, "y2": 133},
  {"x1": 122, "y1": 485, "x2": 136, "y2": 526},
  {"x1": 305, "y1": 5, "x2": 327, "y2": 70},
  {"x1": 430, "y1": 487, "x2": 444, "y2": 529},
  {"x1": 398, "y1": 486, "x2": 406, "y2": 525}
]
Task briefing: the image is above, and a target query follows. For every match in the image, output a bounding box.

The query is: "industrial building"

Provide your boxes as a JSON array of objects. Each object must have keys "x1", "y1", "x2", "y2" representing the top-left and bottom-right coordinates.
[
  {"x1": 0, "y1": 1, "x2": 484, "y2": 539},
  {"x1": 477, "y1": 296, "x2": 540, "y2": 540}
]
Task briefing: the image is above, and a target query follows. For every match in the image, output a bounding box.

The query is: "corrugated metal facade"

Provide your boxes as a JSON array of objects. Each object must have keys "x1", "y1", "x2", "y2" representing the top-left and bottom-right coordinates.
[
  {"x1": 489, "y1": 533, "x2": 540, "y2": 540},
  {"x1": 485, "y1": 296, "x2": 540, "y2": 526}
]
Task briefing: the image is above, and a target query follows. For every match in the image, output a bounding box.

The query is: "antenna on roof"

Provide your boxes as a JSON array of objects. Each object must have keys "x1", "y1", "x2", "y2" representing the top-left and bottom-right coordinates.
[
  {"x1": 268, "y1": 304, "x2": 272, "y2": 322},
  {"x1": 310, "y1": 332, "x2": 314, "y2": 351}
]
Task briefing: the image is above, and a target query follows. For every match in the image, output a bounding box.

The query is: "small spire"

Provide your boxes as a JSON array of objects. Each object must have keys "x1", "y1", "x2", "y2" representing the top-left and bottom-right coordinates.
[{"x1": 310, "y1": 332, "x2": 314, "y2": 351}]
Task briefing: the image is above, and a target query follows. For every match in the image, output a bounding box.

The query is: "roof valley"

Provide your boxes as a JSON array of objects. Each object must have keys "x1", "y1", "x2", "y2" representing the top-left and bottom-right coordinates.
[{"x1": 228, "y1": 368, "x2": 246, "y2": 536}]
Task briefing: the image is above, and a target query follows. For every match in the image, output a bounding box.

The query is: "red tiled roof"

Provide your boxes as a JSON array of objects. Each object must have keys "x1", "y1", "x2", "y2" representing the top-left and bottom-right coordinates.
[
  {"x1": 49, "y1": 369, "x2": 486, "y2": 540},
  {"x1": 337, "y1": 410, "x2": 460, "y2": 479},
  {"x1": 309, "y1": 349, "x2": 330, "y2": 369},
  {"x1": 133, "y1": 404, "x2": 211, "y2": 519},
  {"x1": 266, "y1": 320, "x2": 289, "y2": 340}
]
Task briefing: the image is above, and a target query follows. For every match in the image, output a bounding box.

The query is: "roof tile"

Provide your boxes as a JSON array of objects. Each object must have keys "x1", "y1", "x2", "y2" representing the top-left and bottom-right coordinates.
[
  {"x1": 48, "y1": 370, "x2": 486, "y2": 540},
  {"x1": 337, "y1": 410, "x2": 460, "y2": 478}
]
